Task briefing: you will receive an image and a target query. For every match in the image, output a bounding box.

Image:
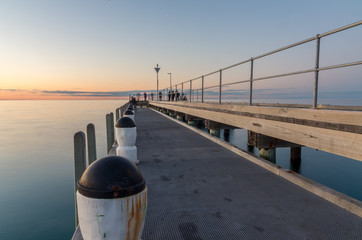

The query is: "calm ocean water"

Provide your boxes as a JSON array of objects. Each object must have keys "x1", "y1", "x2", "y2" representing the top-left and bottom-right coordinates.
[
  {"x1": 0, "y1": 100, "x2": 127, "y2": 239},
  {"x1": 0, "y1": 99, "x2": 361, "y2": 239}
]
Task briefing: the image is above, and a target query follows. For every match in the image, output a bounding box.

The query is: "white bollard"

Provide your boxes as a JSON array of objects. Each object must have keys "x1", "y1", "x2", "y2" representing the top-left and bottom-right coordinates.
[
  {"x1": 128, "y1": 105, "x2": 135, "y2": 114},
  {"x1": 124, "y1": 110, "x2": 135, "y2": 122},
  {"x1": 77, "y1": 155, "x2": 147, "y2": 240},
  {"x1": 115, "y1": 116, "x2": 139, "y2": 164}
]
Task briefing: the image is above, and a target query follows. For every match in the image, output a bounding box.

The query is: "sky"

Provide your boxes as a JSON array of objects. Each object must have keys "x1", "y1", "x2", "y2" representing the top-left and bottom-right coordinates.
[{"x1": 0, "y1": 0, "x2": 361, "y2": 100}]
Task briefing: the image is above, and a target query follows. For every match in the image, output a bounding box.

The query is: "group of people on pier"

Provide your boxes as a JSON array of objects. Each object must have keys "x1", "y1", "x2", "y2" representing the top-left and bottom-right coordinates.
[
  {"x1": 158, "y1": 90, "x2": 187, "y2": 101},
  {"x1": 131, "y1": 91, "x2": 187, "y2": 102}
]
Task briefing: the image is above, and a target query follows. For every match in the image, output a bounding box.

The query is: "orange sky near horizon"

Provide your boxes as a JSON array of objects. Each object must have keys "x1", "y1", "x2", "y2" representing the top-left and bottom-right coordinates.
[{"x1": 0, "y1": 89, "x2": 129, "y2": 100}]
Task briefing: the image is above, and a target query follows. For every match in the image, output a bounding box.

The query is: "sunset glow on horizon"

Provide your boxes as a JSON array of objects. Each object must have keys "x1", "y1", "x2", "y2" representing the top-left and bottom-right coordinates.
[{"x1": 1, "y1": 1, "x2": 361, "y2": 100}]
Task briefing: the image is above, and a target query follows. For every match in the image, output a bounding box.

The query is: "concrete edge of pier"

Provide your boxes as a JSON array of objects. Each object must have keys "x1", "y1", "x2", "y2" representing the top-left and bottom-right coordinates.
[{"x1": 149, "y1": 108, "x2": 362, "y2": 219}]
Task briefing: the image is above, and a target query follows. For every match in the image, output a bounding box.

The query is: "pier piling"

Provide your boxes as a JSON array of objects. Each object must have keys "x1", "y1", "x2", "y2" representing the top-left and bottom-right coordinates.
[
  {"x1": 86, "y1": 123, "x2": 97, "y2": 165},
  {"x1": 106, "y1": 114, "x2": 113, "y2": 153},
  {"x1": 73, "y1": 131, "x2": 86, "y2": 227},
  {"x1": 259, "y1": 148, "x2": 276, "y2": 163}
]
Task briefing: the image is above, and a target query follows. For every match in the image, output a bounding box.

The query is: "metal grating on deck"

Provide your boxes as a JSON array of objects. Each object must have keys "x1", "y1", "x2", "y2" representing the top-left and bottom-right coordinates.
[{"x1": 135, "y1": 108, "x2": 362, "y2": 240}]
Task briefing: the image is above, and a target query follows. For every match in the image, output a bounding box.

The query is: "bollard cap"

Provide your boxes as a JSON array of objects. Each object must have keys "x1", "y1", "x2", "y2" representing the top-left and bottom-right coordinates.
[
  {"x1": 78, "y1": 156, "x2": 145, "y2": 199},
  {"x1": 124, "y1": 110, "x2": 134, "y2": 116},
  {"x1": 115, "y1": 116, "x2": 136, "y2": 128}
]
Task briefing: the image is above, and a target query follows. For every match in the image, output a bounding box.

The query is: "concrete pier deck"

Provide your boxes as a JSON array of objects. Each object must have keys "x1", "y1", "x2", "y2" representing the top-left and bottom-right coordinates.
[{"x1": 136, "y1": 108, "x2": 362, "y2": 240}]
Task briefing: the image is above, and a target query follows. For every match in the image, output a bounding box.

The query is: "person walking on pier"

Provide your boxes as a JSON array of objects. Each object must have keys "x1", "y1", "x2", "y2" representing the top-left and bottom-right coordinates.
[
  {"x1": 144, "y1": 92, "x2": 147, "y2": 101},
  {"x1": 175, "y1": 90, "x2": 180, "y2": 101},
  {"x1": 168, "y1": 91, "x2": 171, "y2": 101},
  {"x1": 159, "y1": 91, "x2": 162, "y2": 101}
]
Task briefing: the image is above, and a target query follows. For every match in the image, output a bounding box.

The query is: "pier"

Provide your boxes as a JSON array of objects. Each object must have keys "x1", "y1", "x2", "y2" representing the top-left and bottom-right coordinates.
[
  {"x1": 137, "y1": 108, "x2": 362, "y2": 239},
  {"x1": 73, "y1": 106, "x2": 362, "y2": 239},
  {"x1": 72, "y1": 22, "x2": 362, "y2": 239}
]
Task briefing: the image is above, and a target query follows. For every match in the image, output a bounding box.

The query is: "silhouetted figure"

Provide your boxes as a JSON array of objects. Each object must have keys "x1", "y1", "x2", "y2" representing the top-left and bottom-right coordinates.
[
  {"x1": 171, "y1": 91, "x2": 175, "y2": 101},
  {"x1": 159, "y1": 91, "x2": 162, "y2": 101},
  {"x1": 168, "y1": 91, "x2": 171, "y2": 101},
  {"x1": 182, "y1": 93, "x2": 187, "y2": 101},
  {"x1": 131, "y1": 96, "x2": 136, "y2": 104},
  {"x1": 176, "y1": 90, "x2": 180, "y2": 101},
  {"x1": 144, "y1": 92, "x2": 147, "y2": 101}
]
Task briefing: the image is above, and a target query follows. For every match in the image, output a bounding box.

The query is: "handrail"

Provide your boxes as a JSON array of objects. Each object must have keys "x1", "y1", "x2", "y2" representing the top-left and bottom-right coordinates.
[{"x1": 157, "y1": 21, "x2": 362, "y2": 107}]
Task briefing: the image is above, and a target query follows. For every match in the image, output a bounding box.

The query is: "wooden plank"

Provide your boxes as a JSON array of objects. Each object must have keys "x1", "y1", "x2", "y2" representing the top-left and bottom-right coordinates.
[
  {"x1": 151, "y1": 102, "x2": 362, "y2": 161},
  {"x1": 153, "y1": 101, "x2": 362, "y2": 126}
]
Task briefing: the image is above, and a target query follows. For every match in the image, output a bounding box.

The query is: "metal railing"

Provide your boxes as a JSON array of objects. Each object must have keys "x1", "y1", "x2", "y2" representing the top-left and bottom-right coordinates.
[{"x1": 156, "y1": 21, "x2": 362, "y2": 108}]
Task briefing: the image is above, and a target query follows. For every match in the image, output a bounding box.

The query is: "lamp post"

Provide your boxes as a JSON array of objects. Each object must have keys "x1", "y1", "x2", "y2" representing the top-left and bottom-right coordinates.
[
  {"x1": 168, "y1": 73, "x2": 172, "y2": 91},
  {"x1": 154, "y1": 64, "x2": 160, "y2": 100}
]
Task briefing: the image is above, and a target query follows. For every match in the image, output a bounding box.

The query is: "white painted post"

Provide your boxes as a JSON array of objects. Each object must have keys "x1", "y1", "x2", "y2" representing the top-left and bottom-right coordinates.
[
  {"x1": 77, "y1": 155, "x2": 147, "y2": 240},
  {"x1": 124, "y1": 109, "x2": 135, "y2": 122},
  {"x1": 115, "y1": 117, "x2": 139, "y2": 165}
]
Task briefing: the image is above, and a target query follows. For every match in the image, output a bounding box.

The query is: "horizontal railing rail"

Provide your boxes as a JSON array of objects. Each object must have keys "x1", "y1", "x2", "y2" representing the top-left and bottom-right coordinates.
[{"x1": 154, "y1": 21, "x2": 362, "y2": 108}]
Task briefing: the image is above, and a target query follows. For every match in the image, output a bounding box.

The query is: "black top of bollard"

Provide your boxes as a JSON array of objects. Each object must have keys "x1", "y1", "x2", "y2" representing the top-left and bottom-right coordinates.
[
  {"x1": 78, "y1": 156, "x2": 145, "y2": 199},
  {"x1": 124, "y1": 110, "x2": 134, "y2": 115},
  {"x1": 115, "y1": 116, "x2": 136, "y2": 128}
]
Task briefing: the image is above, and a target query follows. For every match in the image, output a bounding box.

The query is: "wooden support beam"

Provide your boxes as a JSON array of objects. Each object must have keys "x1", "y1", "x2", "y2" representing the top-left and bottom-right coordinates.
[{"x1": 291, "y1": 147, "x2": 302, "y2": 172}]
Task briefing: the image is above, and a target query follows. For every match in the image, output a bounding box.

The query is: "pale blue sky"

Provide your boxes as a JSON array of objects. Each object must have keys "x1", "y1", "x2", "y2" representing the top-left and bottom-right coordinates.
[{"x1": 0, "y1": 0, "x2": 361, "y2": 99}]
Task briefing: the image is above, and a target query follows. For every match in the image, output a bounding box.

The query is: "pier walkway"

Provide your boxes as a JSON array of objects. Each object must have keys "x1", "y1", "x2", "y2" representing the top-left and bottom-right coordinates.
[{"x1": 136, "y1": 108, "x2": 362, "y2": 240}]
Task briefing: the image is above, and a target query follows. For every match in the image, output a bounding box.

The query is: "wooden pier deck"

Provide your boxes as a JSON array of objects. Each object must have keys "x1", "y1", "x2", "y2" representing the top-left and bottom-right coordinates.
[{"x1": 135, "y1": 107, "x2": 362, "y2": 239}]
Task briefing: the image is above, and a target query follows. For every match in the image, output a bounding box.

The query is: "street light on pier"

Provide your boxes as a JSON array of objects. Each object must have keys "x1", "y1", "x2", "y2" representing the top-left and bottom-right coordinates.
[
  {"x1": 168, "y1": 73, "x2": 172, "y2": 91},
  {"x1": 154, "y1": 64, "x2": 160, "y2": 100}
]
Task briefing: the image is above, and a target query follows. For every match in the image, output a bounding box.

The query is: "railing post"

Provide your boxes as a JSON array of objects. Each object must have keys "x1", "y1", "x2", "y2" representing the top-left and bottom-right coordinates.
[
  {"x1": 219, "y1": 70, "x2": 222, "y2": 104},
  {"x1": 201, "y1": 76, "x2": 204, "y2": 103},
  {"x1": 182, "y1": 82, "x2": 184, "y2": 101},
  {"x1": 175, "y1": 84, "x2": 178, "y2": 101},
  {"x1": 249, "y1": 58, "x2": 254, "y2": 105},
  {"x1": 189, "y1": 80, "x2": 192, "y2": 102},
  {"x1": 86, "y1": 123, "x2": 97, "y2": 165},
  {"x1": 74, "y1": 131, "x2": 86, "y2": 227},
  {"x1": 313, "y1": 34, "x2": 321, "y2": 109}
]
